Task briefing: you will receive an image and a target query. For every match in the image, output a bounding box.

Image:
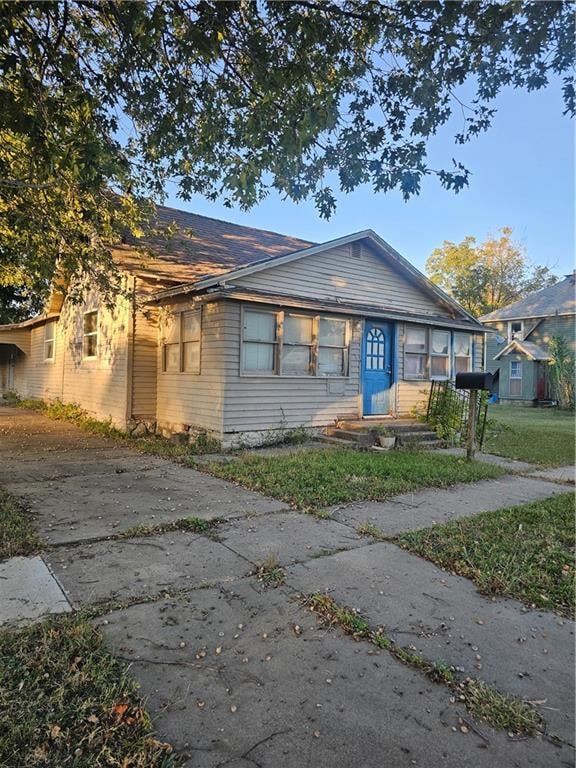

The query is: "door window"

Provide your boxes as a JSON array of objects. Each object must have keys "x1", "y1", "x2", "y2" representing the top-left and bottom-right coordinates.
[{"x1": 365, "y1": 327, "x2": 386, "y2": 370}]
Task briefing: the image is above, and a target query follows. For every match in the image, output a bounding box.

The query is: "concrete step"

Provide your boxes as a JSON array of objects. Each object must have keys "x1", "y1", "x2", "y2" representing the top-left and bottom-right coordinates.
[{"x1": 395, "y1": 430, "x2": 439, "y2": 444}]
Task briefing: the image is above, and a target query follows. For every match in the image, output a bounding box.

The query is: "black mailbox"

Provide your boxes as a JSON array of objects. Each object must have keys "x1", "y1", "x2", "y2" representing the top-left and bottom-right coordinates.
[{"x1": 455, "y1": 372, "x2": 493, "y2": 391}]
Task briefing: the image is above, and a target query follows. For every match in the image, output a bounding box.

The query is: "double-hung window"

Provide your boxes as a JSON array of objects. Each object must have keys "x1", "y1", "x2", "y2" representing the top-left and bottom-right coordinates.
[
  {"x1": 241, "y1": 308, "x2": 349, "y2": 377},
  {"x1": 318, "y1": 318, "x2": 348, "y2": 376},
  {"x1": 182, "y1": 310, "x2": 201, "y2": 373},
  {"x1": 454, "y1": 333, "x2": 472, "y2": 373},
  {"x1": 282, "y1": 314, "x2": 314, "y2": 375},
  {"x1": 508, "y1": 320, "x2": 524, "y2": 341},
  {"x1": 430, "y1": 330, "x2": 450, "y2": 379},
  {"x1": 83, "y1": 311, "x2": 98, "y2": 359},
  {"x1": 162, "y1": 308, "x2": 202, "y2": 373},
  {"x1": 404, "y1": 326, "x2": 428, "y2": 379},
  {"x1": 44, "y1": 321, "x2": 55, "y2": 361},
  {"x1": 242, "y1": 310, "x2": 278, "y2": 373}
]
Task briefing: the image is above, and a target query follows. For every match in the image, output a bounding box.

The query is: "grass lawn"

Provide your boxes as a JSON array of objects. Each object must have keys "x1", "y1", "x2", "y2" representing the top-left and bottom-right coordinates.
[
  {"x1": 207, "y1": 448, "x2": 504, "y2": 511},
  {"x1": 0, "y1": 488, "x2": 41, "y2": 561},
  {"x1": 483, "y1": 405, "x2": 575, "y2": 467},
  {"x1": 0, "y1": 614, "x2": 177, "y2": 767},
  {"x1": 396, "y1": 493, "x2": 575, "y2": 618}
]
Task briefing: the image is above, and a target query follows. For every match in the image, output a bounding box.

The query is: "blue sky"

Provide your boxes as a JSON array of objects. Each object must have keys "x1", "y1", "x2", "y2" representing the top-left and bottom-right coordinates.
[{"x1": 166, "y1": 76, "x2": 574, "y2": 278}]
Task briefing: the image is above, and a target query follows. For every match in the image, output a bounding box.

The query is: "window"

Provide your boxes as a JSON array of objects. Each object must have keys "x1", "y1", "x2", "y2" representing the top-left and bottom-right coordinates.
[
  {"x1": 44, "y1": 322, "x2": 55, "y2": 361},
  {"x1": 430, "y1": 330, "x2": 450, "y2": 379},
  {"x1": 508, "y1": 321, "x2": 524, "y2": 341},
  {"x1": 510, "y1": 359, "x2": 522, "y2": 396},
  {"x1": 83, "y1": 311, "x2": 98, "y2": 358},
  {"x1": 182, "y1": 310, "x2": 201, "y2": 373},
  {"x1": 162, "y1": 308, "x2": 203, "y2": 373},
  {"x1": 404, "y1": 326, "x2": 428, "y2": 379},
  {"x1": 454, "y1": 333, "x2": 472, "y2": 374},
  {"x1": 319, "y1": 318, "x2": 348, "y2": 376},
  {"x1": 243, "y1": 310, "x2": 277, "y2": 373},
  {"x1": 282, "y1": 314, "x2": 313, "y2": 375},
  {"x1": 241, "y1": 308, "x2": 350, "y2": 377}
]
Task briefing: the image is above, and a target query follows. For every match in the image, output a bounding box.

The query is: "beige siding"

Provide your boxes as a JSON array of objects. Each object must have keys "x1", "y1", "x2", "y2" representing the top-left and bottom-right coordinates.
[
  {"x1": 131, "y1": 305, "x2": 158, "y2": 419},
  {"x1": 235, "y1": 242, "x2": 451, "y2": 317},
  {"x1": 155, "y1": 300, "x2": 229, "y2": 434},
  {"x1": 7, "y1": 289, "x2": 131, "y2": 427},
  {"x1": 221, "y1": 301, "x2": 361, "y2": 434}
]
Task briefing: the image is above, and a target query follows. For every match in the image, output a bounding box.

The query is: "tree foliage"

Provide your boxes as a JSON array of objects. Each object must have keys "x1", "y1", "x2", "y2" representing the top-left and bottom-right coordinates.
[
  {"x1": 425, "y1": 227, "x2": 559, "y2": 316},
  {"x1": 548, "y1": 336, "x2": 575, "y2": 410},
  {"x1": 0, "y1": 1, "x2": 573, "y2": 305}
]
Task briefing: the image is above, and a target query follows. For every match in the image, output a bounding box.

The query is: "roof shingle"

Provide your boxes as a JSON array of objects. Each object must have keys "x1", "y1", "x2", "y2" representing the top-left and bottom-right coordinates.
[{"x1": 480, "y1": 275, "x2": 576, "y2": 322}]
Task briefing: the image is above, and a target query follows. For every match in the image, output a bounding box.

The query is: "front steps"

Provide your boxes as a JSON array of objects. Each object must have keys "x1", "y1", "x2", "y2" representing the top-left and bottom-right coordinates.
[{"x1": 322, "y1": 420, "x2": 443, "y2": 450}]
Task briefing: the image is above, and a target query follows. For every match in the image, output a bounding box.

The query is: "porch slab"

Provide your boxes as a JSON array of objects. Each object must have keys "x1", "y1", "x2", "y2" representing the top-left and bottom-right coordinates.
[
  {"x1": 0, "y1": 555, "x2": 71, "y2": 627},
  {"x1": 218, "y1": 511, "x2": 365, "y2": 567},
  {"x1": 97, "y1": 580, "x2": 566, "y2": 768},
  {"x1": 285, "y1": 543, "x2": 575, "y2": 744},
  {"x1": 330, "y1": 475, "x2": 566, "y2": 535},
  {"x1": 5, "y1": 466, "x2": 287, "y2": 545},
  {"x1": 45, "y1": 532, "x2": 250, "y2": 607}
]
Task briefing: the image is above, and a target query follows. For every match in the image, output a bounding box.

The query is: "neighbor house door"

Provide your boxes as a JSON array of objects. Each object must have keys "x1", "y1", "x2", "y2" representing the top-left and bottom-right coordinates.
[{"x1": 362, "y1": 321, "x2": 393, "y2": 415}]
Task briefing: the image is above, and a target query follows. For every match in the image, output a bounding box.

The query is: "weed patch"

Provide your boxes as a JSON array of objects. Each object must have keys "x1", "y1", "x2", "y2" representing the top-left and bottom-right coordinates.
[
  {"x1": 254, "y1": 554, "x2": 286, "y2": 588},
  {"x1": 0, "y1": 614, "x2": 178, "y2": 767},
  {"x1": 207, "y1": 448, "x2": 504, "y2": 511},
  {"x1": 0, "y1": 488, "x2": 41, "y2": 561},
  {"x1": 306, "y1": 593, "x2": 543, "y2": 736},
  {"x1": 396, "y1": 493, "x2": 575, "y2": 618}
]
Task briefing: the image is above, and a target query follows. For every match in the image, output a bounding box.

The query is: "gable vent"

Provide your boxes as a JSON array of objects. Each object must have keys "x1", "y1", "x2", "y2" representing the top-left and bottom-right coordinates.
[{"x1": 351, "y1": 242, "x2": 362, "y2": 259}]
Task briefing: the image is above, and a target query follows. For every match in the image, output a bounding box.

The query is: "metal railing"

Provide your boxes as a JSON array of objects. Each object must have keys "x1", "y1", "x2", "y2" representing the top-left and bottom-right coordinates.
[{"x1": 426, "y1": 380, "x2": 488, "y2": 449}]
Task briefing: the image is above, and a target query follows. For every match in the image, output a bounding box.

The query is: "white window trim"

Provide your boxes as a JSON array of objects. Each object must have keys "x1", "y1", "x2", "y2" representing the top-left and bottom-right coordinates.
[
  {"x1": 508, "y1": 320, "x2": 524, "y2": 342},
  {"x1": 161, "y1": 307, "x2": 202, "y2": 374},
  {"x1": 430, "y1": 329, "x2": 451, "y2": 382},
  {"x1": 510, "y1": 360, "x2": 523, "y2": 379},
  {"x1": 403, "y1": 325, "x2": 429, "y2": 381},
  {"x1": 240, "y1": 306, "x2": 350, "y2": 378},
  {"x1": 82, "y1": 310, "x2": 99, "y2": 360},
  {"x1": 404, "y1": 327, "x2": 475, "y2": 381},
  {"x1": 44, "y1": 321, "x2": 55, "y2": 362}
]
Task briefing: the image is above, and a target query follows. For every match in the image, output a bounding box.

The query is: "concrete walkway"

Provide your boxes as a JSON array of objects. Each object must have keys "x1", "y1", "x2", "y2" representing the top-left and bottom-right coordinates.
[{"x1": 1, "y1": 405, "x2": 574, "y2": 767}]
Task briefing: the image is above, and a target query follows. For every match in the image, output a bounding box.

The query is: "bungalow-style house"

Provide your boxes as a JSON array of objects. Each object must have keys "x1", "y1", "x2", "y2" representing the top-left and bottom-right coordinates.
[
  {"x1": 0, "y1": 207, "x2": 486, "y2": 447},
  {"x1": 480, "y1": 274, "x2": 576, "y2": 405}
]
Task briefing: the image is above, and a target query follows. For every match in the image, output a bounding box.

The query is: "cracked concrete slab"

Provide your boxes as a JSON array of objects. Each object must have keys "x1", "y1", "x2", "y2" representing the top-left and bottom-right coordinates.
[
  {"x1": 440, "y1": 448, "x2": 538, "y2": 474},
  {"x1": 0, "y1": 555, "x2": 71, "y2": 626},
  {"x1": 45, "y1": 532, "x2": 250, "y2": 607},
  {"x1": 6, "y1": 466, "x2": 287, "y2": 545},
  {"x1": 530, "y1": 466, "x2": 575, "y2": 485},
  {"x1": 97, "y1": 580, "x2": 569, "y2": 768},
  {"x1": 330, "y1": 476, "x2": 567, "y2": 535},
  {"x1": 285, "y1": 543, "x2": 575, "y2": 744},
  {"x1": 219, "y1": 511, "x2": 365, "y2": 567}
]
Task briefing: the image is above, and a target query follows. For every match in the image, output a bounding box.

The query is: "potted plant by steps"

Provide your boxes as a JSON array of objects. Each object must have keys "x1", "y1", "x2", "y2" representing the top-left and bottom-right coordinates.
[{"x1": 370, "y1": 425, "x2": 396, "y2": 450}]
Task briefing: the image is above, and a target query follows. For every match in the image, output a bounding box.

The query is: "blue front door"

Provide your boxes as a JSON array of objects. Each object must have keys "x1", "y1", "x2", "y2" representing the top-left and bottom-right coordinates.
[{"x1": 362, "y1": 321, "x2": 393, "y2": 415}]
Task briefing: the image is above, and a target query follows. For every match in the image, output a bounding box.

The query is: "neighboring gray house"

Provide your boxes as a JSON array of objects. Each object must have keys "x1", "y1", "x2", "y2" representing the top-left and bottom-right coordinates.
[
  {"x1": 480, "y1": 274, "x2": 576, "y2": 405},
  {"x1": 0, "y1": 206, "x2": 487, "y2": 446}
]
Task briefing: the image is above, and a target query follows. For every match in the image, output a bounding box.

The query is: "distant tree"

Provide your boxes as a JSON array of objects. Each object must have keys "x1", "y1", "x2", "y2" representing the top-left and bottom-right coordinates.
[
  {"x1": 425, "y1": 228, "x2": 559, "y2": 317},
  {"x1": 0, "y1": 1, "x2": 573, "y2": 305}
]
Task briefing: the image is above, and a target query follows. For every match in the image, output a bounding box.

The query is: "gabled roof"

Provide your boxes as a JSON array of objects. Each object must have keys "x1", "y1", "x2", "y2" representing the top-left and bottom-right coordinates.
[
  {"x1": 493, "y1": 339, "x2": 551, "y2": 361},
  {"x1": 480, "y1": 274, "x2": 576, "y2": 322},
  {"x1": 149, "y1": 227, "x2": 483, "y2": 328},
  {"x1": 113, "y1": 206, "x2": 315, "y2": 284}
]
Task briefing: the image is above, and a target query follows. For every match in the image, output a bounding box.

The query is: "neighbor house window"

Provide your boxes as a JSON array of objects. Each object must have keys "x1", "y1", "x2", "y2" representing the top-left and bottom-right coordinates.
[
  {"x1": 404, "y1": 326, "x2": 428, "y2": 379},
  {"x1": 241, "y1": 308, "x2": 350, "y2": 377},
  {"x1": 182, "y1": 310, "x2": 201, "y2": 373},
  {"x1": 83, "y1": 311, "x2": 98, "y2": 358},
  {"x1": 242, "y1": 310, "x2": 278, "y2": 373},
  {"x1": 508, "y1": 321, "x2": 524, "y2": 341},
  {"x1": 44, "y1": 321, "x2": 55, "y2": 361},
  {"x1": 162, "y1": 308, "x2": 202, "y2": 373},
  {"x1": 509, "y1": 360, "x2": 522, "y2": 396},
  {"x1": 454, "y1": 332, "x2": 472, "y2": 374},
  {"x1": 430, "y1": 330, "x2": 450, "y2": 379}
]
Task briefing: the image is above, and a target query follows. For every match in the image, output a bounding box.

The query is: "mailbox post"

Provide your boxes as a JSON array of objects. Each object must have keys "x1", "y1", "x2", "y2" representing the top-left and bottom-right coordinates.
[{"x1": 455, "y1": 372, "x2": 493, "y2": 460}]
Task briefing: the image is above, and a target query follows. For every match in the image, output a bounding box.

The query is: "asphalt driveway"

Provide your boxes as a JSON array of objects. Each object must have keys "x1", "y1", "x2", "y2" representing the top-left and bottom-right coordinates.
[{"x1": 1, "y1": 405, "x2": 574, "y2": 767}]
